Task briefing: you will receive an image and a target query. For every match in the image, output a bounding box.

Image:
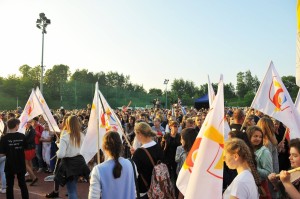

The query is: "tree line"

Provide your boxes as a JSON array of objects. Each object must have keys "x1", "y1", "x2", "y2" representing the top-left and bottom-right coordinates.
[{"x1": 0, "y1": 64, "x2": 298, "y2": 110}]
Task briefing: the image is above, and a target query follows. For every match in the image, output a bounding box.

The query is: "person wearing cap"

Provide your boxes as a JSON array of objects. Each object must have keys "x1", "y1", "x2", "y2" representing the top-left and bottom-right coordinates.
[{"x1": 161, "y1": 121, "x2": 181, "y2": 185}]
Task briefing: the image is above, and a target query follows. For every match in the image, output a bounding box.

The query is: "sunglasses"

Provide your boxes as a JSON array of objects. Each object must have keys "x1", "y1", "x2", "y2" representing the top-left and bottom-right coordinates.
[{"x1": 173, "y1": 125, "x2": 178, "y2": 128}]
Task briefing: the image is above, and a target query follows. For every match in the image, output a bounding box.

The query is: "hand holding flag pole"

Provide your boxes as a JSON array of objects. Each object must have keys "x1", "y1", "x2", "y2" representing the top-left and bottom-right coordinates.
[
  {"x1": 240, "y1": 108, "x2": 252, "y2": 132},
  {"x1": 275, "y1": 167, "x2": 300, "y2": 178}
]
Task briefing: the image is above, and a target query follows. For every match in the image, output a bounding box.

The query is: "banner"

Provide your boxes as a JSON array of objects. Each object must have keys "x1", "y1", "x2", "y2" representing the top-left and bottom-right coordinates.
[
  {"x1": 177, "y1": 75, "x2": 224, "y2": 199},
  {"x1": 18, "y1": 89, "x2": 44, "y2": 133},
  {"x1": 251, "y1": 61, "x2": 300, "y2": 139},
  {"x1": 35, "y1": 87, "x2": 60, "y2": 132}
]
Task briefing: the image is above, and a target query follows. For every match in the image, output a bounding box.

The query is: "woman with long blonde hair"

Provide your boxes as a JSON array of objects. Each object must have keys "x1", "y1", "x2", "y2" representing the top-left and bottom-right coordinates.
[{"x1": 55, "y1": 115, "x2": 89, "y2": 199}]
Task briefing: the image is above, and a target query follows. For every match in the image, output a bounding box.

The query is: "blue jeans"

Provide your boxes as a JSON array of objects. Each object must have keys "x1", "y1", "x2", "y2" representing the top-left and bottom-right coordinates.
[
  {"x1": 34, "y1": 144, "x2": 44, "y2": 168},
  {"x1": 66, "y1": 177, "x2": 78, "y2": 199},
  {"x1": 0, "y1": 156, "x2": 6, "y2": 189}
]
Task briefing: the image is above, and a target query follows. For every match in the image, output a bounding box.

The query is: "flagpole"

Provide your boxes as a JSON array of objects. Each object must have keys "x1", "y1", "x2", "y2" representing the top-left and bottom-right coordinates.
[
  {"x1": 240, "y1": 108, "x2": 252, "y2": 132},
  {"x1": 96, "y1": 84, "x2": 101, "y2": 164}
]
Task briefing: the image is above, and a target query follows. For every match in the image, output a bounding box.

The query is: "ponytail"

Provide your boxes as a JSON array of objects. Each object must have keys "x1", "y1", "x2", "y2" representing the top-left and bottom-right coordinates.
[
  {"x1": 103, "y1": 131, "x2": 123, "y2": 179},
  {"x1": 113, "y1": 158, "x2": 122, "y2": 178}
]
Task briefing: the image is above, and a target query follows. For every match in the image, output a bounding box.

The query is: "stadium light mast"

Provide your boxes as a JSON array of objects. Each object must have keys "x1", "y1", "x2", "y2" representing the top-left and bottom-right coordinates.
[
  {"x1": 36, "y1": 13, "x2": 51, "y2": 94},
  {"x1": 164, "y1": 79, "x2": 169, "y2": 109}
]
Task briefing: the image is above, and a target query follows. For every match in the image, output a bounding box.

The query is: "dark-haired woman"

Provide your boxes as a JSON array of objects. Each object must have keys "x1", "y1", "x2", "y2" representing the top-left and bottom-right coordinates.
[
  {"x1": 132, "y1": 122, "x2": 164, "y2": 199},
  {"x1": 175, "y1": 128, "x2": 197, "y2": 199},
  {"x1": 123, "y1": 116, "x2": 136, "y2": 158},
  {"x1": 175, "y1": 128, "x2": 197, "y2": 176},
  {"x1": 88, "y1": 131, "x2": 135, "y2": 199},
  {"x1": 268, "y1": 138, "x2": 300, "y2": 199}
]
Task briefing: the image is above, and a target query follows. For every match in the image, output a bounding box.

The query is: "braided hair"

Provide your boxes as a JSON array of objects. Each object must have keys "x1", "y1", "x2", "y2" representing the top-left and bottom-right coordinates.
[
  {"x1": 103, "y1": 131, "x2": 123, "y2": 178},
  {"x1": 225, "y1": 138, "x2": 262, "y2": 194}
]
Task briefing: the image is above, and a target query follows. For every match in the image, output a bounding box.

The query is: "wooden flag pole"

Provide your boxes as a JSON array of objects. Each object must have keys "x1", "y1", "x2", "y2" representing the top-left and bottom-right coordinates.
[{"x1": 275, "y1": 167, "x2": 300, "y2": 177}]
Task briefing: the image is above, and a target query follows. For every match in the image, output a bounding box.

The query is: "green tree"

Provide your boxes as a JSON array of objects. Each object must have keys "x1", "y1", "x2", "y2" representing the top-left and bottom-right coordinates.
[
  {"x1": 282, "y1": 76, "x2": 298, "y2": 100},
  {"x1": 149, "y1": 88, "x2": 163, "y2": 96},
  {"x1": 94, "y1": 72, "x2": 106, "y2": 86},
  {"x1": 171, "y1": 79, "x2": 197, "y2": 98},
  {"x1": 236, "y1": 72, "x2": 247, "y2": 97},
  {"x1": 106, "y1": 71, "x2": 129, "y2": 88},
  {"x1": 224, "y1": 83, "x2": 236, "y2": 99},
  {"x1": 44, "y1": 64, "x2": 70, "y2": 99}
]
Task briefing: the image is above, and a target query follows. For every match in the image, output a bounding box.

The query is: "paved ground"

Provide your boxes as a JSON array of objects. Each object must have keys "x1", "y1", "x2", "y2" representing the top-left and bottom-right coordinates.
[{"x1": 1, "y1": 172, "x2": 89, "y2": 199}]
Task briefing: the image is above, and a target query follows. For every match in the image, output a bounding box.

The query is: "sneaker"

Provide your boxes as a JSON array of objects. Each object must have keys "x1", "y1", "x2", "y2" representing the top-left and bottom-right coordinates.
[
  {"x1": 0, "y1": 189, "x2": 6, "y2": 194},
  {"x1": 44, "y1": 175, "x2": 55, "y2": 182},
  {"x1": 25, "y1": 172, "x2": 29, "y2": 176},
  {"x1": 45, "y1": 191, "x2": 59, "y2": 198},
  {"x1": 37, "y1": 168, "x2": 43, "y2": 173}
]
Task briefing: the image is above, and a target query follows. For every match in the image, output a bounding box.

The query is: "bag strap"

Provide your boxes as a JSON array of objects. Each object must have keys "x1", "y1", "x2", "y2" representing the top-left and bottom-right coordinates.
[
  {"x1": 141, "y1": 147, "x2": 155, "y2": 167},
  {"x1": 139, "y1": 147, "x2": 156, "y2": 189},
  {"x1": 128, "y1": 158, "x2": 140, "y2": 199}
]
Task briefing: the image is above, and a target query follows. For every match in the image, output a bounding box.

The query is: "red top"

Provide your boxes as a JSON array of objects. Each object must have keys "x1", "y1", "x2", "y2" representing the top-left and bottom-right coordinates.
[{"x1": 34, "y1": 124, "x2": 44, "y2": 144}]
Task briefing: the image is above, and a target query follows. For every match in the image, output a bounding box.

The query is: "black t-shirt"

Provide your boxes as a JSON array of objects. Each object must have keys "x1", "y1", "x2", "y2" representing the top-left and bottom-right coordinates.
[
  {"x1": 163, "y1": 133, "x2": 181, "y2": 164},
  {"x1": 132, "y1": 143, "x2": 163, "y2": 193},
  {"x1": 230, "y1": 123, "x2": 246, "y2": 133},
  {"x1": 0, "y1": 132, "x2": 27, "y2": 174}
]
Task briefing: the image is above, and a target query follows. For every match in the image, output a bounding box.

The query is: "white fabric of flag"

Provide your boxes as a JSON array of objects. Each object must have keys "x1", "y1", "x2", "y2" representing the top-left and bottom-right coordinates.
[
  {"x1": 208, "y1": 75, "x2": 215, "y2": 108},
  {"x1": 80, "y1": 83, "x2": 105, "y2": 163},
  {"x1": 0, "y1": 119, "x2": 4, "y2": 135},
  {"x1": 35, "y1": 87, "x2": 60, "y2": 132},
  {"x1": 98, "y1": 90, "x2": 123, "y2": 140},
  {"x1": 295, "y1": 89, "x2": 300, "y2": 115},
  {"x1": 177, "y1": 75, "x2": 224, "y2": 199},
  {"x1": 18, "y1": 89, "x2": 44, "y2": 133},
  {"x1": 251, "y1": 61, "x2": 300, "y2": 139}
]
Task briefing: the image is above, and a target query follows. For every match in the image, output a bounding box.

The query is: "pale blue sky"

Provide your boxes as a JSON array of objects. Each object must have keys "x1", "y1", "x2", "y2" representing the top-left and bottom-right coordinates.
[{"x1": 0, "y1": 0, "x2": 297, "y2": 91}]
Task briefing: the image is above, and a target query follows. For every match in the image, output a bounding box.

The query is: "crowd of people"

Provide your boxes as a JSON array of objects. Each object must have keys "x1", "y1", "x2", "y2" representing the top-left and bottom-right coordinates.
[{"x1": 0, "y1": 104, "x2": 299, "y2": 199}]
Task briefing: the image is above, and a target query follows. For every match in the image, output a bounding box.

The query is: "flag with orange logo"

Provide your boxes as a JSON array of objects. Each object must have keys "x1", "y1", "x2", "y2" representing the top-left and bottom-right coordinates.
[
  {"x1": 80, "y1": 82, "x2": 106, "y2": 163},
  {"x1": 251, "y1": 61, "x2": 300, "y2": 139},
  {"x1": 98, "y1": 90, "x2": 123, "y2": 140},
  {"x1": 18, "y1": 89, "x2": 44, "y2": 133},
  {"x1": 176, "y1": 75, "x2": 225, "y2": 199},
  {"x1": 35, "y1": 87, "x2": 60, "y2": 133}
]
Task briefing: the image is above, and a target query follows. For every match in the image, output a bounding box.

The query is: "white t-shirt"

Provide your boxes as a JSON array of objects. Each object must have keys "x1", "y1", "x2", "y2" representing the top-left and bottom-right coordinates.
[{"x1": 223, "y1": 170, "x2": 259, "y2": 199}]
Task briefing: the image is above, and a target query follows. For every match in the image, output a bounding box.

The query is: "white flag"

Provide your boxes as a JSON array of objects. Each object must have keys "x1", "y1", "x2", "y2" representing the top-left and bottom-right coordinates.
[
  {"x1": 207, "y1": 75, "x2": 215, "y2": 108},
  {"x1": 98, "y1": 90, "x2": 123, "y2": 140},
  {"x1": 251, "y1": 61, "x2": 300, "y2": 139},
  {"x1": 18, "y1": 89, "x2": 44, "y2": 133},
  {"x1": 295, "y1": 89, "x2": 300, "y2": 114},
  {"x1": 0, "y1": 119, "x2": 4, "y2": 135},
  {"x1": 177, "y1": 75, "x2": 224, "y2": 199},
  {"x1": 35, "y1": 87, "x2": 60, "y2": 132},
  {"x1": 80, "y1": 82, "x2": 105, "y2": 163}
]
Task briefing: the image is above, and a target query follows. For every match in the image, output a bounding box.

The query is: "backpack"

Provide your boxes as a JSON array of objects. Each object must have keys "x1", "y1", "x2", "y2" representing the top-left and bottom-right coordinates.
[{"x1": 140, "y1": 148, "x2": 175, "y2": 199}]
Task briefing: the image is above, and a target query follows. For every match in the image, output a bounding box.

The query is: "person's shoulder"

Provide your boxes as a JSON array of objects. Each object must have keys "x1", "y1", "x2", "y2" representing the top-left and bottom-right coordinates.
[{"x1": 15, "y1": 132, "x2": 25, "y2": 137}]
